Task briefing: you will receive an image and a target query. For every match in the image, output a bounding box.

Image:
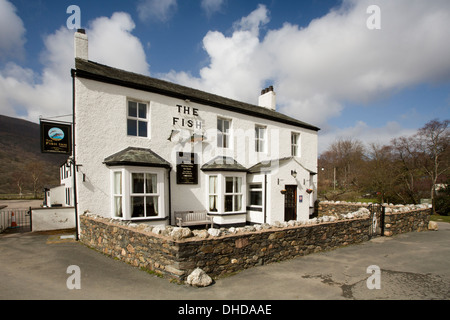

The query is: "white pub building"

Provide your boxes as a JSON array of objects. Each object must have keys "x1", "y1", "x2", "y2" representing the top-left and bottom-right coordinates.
[{"x1": 70, "y1": 30, "x2": 320, "y2": 228}]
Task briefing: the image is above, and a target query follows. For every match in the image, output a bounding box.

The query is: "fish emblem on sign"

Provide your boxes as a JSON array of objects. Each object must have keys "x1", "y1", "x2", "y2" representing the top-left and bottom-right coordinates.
[{"x1": 48, "y1": 127, "x2": 65, "y2": 141}]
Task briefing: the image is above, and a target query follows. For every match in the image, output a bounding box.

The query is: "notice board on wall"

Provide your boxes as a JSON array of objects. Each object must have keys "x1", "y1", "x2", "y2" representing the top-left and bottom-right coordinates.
[{"x1": 176, "y1": 152, "x2": 198, "y2": 185}]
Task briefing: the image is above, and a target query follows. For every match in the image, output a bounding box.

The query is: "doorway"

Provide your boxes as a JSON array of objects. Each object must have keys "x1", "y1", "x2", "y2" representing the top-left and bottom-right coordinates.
[{"x1": 284, "y1": 185, "x2": 297, "y2": 221}]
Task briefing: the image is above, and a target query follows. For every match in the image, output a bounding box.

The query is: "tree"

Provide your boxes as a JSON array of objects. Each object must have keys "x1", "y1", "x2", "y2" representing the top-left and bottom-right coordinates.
[
  {"x1": 414, "y1": 119, "x2": 449, "y2": 213},
  {"x1": 391, "y1": 136, "x2": 422, "y2": 204},
  {"x1": 318, "y1": 138, "x2": 366, "y2": 199},
  {"x1": 363, "y1": 143, "x2": 396, "y2": 204},
  {"x1": 26, "y1": 161, "x2": 44, "y2": 199}
]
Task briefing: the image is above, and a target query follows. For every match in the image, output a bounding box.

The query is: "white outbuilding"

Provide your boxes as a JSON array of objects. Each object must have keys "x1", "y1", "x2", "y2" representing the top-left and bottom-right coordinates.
[{"x1": 71, "y1": 29, "x2": 320, "y2": 228}]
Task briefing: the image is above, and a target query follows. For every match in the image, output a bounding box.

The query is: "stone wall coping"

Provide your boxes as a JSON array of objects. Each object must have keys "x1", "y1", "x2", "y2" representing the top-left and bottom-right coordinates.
[
  {"x1": 81, "y1": 204, "x2": 430, "y2": 243},
  {"x1": 319, "y1": 200, "x2": 432, "y2": 210},
  {"x1": 80, "y1": 213, "x2": 370, "y2": 243}
]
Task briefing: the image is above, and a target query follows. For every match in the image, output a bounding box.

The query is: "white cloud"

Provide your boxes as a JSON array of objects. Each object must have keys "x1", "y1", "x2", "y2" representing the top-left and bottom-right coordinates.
[
  {"x1": 0, "y1": 12, "x2": 149, "y2": 122},
  {"x1": 137, "y1": 0, "x2": 177, "y2": 23},
  {"x1": 88, "y1": 12, "x2": 150, "y2": 75},
  {"x1": 164, "y1": 0, "x2": 450, "y2": 132},
  {"x1": 201, "y1": 0, "x2": 226, "y2": 17},
  {"x1": 318, "y1": 121, "x2": 417, "y2": 154},
  {"x1": 163, "y1": 4, "x2": 270, "y2": 102},
  {"x1": 0, "y1": 0, "x2": 26, "y2": 61}
]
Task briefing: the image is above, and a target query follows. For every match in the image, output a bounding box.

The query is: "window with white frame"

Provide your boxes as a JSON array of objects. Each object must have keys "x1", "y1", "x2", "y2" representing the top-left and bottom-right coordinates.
[
  {"x1": 255, "y1": 125, "x2": 266, "y2": 153},
  {"x1": 113, "y1": 171, "x2": 123, "y2": 218},
  {"x1": 291, "y1": 132, "x2": 300, "y2": 157},
  {"x1": 249, "y1": 183, "x2": 263, "y2": 207},
  {"x1": 208, "y1": 175, "x2": 218, "y2": 212},
  {"x1": 225, "y1": 177, "x2": 243, "y2": 212},
  {"x1": 127, "y1": 100, "x2": 148, "y2": 137},
  {"x1": 111, "y1": 168, "x2": 164, "y2": 220},
  {"x1": 131, "y1": 173, "x2": 159, "y2": 218},
  {"x1": 217, "y1": 118, "x2": 231, "y2": 148},
  {"x1": 207, "y1": 174, "x2": 245, "y2": 214}
]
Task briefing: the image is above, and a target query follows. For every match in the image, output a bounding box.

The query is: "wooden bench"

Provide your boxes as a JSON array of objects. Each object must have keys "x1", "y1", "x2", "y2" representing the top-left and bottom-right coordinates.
[{"x1": 175, "y1": 211, "x2": 212, "y2": 228}]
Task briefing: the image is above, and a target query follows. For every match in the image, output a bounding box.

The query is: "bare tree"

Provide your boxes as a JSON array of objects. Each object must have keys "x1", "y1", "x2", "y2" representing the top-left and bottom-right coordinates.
[
  {"x1": 319, "y1": 138, "x2": 366, "y2": 199},
  {"x1": 414, "y1": 119, "x2": 449, "y2": 213},
  {"x1": 26, "y1": 161, "x2": 44, "y2": 199},
  {"x1": 364, "y1": 143, "x2": 395, "y2": 203},
  {"x1": 11, "y1": 171, "x2": 25, "y2": 198}
]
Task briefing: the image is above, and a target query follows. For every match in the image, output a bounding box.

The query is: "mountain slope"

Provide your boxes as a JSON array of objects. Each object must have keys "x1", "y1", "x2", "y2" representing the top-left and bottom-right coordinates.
[{"x1": 0, "y1": 115, "x2": 68, "y2": 197}]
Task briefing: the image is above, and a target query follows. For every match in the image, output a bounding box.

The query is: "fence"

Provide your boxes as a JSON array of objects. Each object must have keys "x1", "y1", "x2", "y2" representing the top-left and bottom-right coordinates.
[{"x1": 0, "y1": 208, "x2": 32, "y2": 234}]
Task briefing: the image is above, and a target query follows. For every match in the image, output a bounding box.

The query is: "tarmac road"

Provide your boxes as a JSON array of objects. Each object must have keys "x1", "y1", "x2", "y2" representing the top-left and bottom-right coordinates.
[{"x1": 0, "y1": 222, "x2": 449, "y2": 301}]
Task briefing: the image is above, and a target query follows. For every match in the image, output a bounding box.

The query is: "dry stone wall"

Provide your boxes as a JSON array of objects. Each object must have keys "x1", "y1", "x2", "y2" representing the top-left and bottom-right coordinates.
[{"x1": 80, "y1": 202, "x2": 430, "y2": 283}]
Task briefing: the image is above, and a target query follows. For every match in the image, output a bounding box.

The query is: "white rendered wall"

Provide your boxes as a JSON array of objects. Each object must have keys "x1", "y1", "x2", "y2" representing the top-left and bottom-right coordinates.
[{"x1": 74, "y1": 77, "x2": 318, "y2": 224}]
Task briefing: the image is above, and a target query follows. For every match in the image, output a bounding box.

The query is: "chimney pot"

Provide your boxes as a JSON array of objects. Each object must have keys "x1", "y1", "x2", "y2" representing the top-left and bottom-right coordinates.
[
  {"x1": 74, "y1": 30, "x2": 88, "y2": 60},
  {"x1": 258, "y1": 86, "x2": 276, "y2": 111}
]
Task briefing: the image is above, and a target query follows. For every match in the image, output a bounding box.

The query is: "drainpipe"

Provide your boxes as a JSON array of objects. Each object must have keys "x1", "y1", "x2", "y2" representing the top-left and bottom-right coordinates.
[
  {"x1": 264, "y1": 174, "x2": 267, "y2": 224},
  {"x1": 72, "y1": 71, "x2": 79, "y2": 241},
  {"x1": 168, "y1": 167, "x2": 172, "y2": 226}
]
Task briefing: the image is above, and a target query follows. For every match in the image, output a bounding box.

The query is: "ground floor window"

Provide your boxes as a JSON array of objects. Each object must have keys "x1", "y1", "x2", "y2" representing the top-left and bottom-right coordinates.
[
  {"x1": 131, "y1": 173, "x2": 159, "y2": 218},
  {"x1": 111, "y1": 168, "x2": 164, "y2": 220},
  {"x1": 206, "y1": 173, "x2": 246, "y2": 214},
  {"x1": 249, "y1": 183, "x2": 263, "y2": 207},
  {"x1": 225, "y1": 177, "x2": 243, "y2": 212},
  {"x1": 209, "y1": 175, "x2": 218, "y2": 212}
]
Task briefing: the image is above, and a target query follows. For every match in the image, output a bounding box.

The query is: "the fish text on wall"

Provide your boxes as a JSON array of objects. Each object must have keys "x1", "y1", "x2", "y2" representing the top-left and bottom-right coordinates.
[{"x1": 172, "y1": 105, "x2": 203, "y2": 130}]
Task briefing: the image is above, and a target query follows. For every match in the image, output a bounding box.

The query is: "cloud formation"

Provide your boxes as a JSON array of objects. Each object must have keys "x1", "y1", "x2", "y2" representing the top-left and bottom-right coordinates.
[
  {"x1": 0, "y1": 0, "x2": 26, "y2": 61},
  {"x1": 0, "y1": 10, "x2": 149, "y2": 121},
  {"x1": 201, "y1": 0, "x2": 226, "y2": 17},
  {"x1": 137, "y1": 0, "x2": 177, "y2": 23},
  {"x1": 163, "y1": 0, "x2": 450, "y2": 131}
]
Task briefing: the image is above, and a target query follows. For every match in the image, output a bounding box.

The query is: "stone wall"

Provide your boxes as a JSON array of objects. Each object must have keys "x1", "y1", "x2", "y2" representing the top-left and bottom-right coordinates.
[
  {"x1": 79, "y1": 203, "x2": 431, "y2": 283},
  {"x1": 384, "y1": 210, "x2": 430, "y2": 236},
  {"x1": 317, "y1": 201, "x2": 370, "y2": 217},
  {"x1": 79, "y1": 213, "x2": 367, "y2": 282}
]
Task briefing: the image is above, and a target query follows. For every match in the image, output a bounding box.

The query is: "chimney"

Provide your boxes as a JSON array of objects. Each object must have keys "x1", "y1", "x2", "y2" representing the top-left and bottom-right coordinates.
[
  {"x1": 74, "y1": 29, "x2": 88, "y2": 60},
  {"x1": 258, "y1": 86, "x2": 276, "y2": 111}
]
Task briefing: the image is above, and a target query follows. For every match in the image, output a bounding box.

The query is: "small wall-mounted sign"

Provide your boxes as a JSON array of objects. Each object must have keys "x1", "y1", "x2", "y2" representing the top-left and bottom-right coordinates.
[
  {"x1": 40, "y1": 120, "x2": 72, "y2": 155},
  {"x1": 176, "y1": 152, "x2": 198, "y2": 185},
  {"x1": 299, "y1": 195, "x2": 303, "y2": 203}
]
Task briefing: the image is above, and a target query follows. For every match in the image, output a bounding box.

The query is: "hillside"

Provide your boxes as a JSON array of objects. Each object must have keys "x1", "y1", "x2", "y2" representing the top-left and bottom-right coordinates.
[{"x1": 0, "y1": 115, "x2": 68, "y2": 197}]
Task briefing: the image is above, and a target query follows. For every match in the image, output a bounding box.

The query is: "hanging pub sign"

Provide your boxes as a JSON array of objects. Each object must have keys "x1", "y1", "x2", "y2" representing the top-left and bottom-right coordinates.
[
  {"x1": 40, "y1": 120, "x2": 72, "y2": 155},
  {"x1": 176, "y1": 152, "x2": 198, "y2": 185}
]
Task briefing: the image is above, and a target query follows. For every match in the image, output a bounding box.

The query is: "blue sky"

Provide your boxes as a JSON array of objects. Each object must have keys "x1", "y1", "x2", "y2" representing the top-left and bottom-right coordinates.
[{"x1": 1, "y1": 0, "x2": 449, "y2": 153}]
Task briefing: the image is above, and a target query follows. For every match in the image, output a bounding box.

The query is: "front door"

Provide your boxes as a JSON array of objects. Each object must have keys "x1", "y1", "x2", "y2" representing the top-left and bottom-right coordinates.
[{"x1": 284, "y1": 185, "x2": 297, "y2": 221}]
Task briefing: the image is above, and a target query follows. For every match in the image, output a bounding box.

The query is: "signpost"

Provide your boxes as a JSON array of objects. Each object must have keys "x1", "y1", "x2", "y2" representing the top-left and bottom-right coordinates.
[{"x1": 40, "y1": 120, "x2": 72, "y2": 155}]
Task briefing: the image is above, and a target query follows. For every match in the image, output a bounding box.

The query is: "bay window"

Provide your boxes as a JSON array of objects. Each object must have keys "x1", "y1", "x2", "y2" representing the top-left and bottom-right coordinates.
[
  {"x1": 131, "y1": 173, "x2": 159, "y2": 218},
  {"x1": 209, "y1": 175, "x2": 218, "y2": 212},
  {"x1": 206, "y1": 173, "x2": 245, "y2": 214},
  {"x1": 225, "y1": 177, "x2": 242, "y2": 212},
  {"x1": 110, "y1": 168, "x2": 164, "y2": 220},
  {"x1": 113, "y1": 171, "x2": 123, "y2": 218}
]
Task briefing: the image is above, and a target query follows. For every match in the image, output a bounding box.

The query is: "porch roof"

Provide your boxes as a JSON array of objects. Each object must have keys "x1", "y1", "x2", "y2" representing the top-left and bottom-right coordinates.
[
  {"x1": 249, "y1": 157, "x2": 317, "y2": 174},
  {"x1": 103, "y1": 147, "x2": 171, "y2": 168},
  {"x1": 201, "y1": 156, "x2": 248, "y2": 172}
]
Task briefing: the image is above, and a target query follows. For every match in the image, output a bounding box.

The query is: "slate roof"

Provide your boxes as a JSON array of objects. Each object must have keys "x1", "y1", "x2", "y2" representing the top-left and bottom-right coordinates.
[
  {"x1": 103, "y1": 147, "x2": 171, "y2": 168},
  {"x1": 73, "y1": 59, "x2": 320, "y2": 132},
  {"x1": 249, "y1": 157, "x2": 317, "y2": 174},
  {"x1": 201, "y1": 156, "x2": 248, "y2": 172}
]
